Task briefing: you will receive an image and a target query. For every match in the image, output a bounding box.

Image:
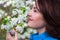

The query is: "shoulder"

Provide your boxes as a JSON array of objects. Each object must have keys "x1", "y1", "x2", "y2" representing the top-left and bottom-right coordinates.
[
  {"x1": 44, "y1": 32, "x2": 58, "y2": 40},
  {"x1": 44, "y1": 36, "x2": 58, "y2": 40},
  {"x1": 30, "y1": 32, "x2": 58, "y2": 40}
]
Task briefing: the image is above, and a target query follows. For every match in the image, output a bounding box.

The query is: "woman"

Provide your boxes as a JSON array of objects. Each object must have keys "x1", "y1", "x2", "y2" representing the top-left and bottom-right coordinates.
[{"x1": 6, "y1": 0, "x2": 60, "y2": 40}]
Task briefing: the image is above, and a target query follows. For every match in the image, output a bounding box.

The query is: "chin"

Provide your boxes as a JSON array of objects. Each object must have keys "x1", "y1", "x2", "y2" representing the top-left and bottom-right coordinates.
[
  {"x1": 28, "y1": 23, "x2": 34, "y2": 28},
  {"x1": 28, "y1": 24, "x2": 36, "y2": 29},
  {"x1": 28, "y1": 23, "x2": 32, "y2": 27}
]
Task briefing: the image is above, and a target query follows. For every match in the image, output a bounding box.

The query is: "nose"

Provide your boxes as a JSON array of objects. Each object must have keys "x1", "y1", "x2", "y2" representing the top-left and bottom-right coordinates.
[{"x1": 27, "y1": 10, "x2": 32, "y2": 17}]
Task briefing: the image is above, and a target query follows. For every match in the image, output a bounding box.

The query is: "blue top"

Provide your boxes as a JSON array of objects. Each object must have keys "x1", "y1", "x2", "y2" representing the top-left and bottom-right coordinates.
[{"x1": 30, "y1": 32, "x2": 58, "y2": 40}]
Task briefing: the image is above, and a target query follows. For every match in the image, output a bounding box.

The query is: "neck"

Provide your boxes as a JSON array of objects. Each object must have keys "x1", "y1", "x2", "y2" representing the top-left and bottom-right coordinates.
[{"x1": 37, "y1": 27, "x2": 46, "y2": 34}]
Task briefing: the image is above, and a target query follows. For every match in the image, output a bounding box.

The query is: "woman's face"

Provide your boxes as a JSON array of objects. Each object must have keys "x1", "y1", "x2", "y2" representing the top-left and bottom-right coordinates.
[{"x1": 28, "y1": 3, "x2": 46, "y2": 29}]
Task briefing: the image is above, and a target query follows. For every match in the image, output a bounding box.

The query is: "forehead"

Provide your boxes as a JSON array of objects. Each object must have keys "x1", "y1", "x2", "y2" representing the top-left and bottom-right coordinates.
[{"x1": 33, "y1": 1, "x2": 39, "y2": 9}]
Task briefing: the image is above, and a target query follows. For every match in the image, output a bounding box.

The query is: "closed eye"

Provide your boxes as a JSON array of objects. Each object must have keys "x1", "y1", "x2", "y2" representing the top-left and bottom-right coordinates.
[
  {"x1": 34, "y1": 9, "x2": 37, "y2": 12},
  {"x1": 33, "y1": 7, "x2": 38, "y2": 12}
]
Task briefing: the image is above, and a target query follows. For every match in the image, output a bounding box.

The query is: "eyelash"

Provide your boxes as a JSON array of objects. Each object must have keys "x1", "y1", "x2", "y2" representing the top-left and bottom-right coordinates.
[{"x1": 34, "y1": 9, "x2": 37, "y2": 12}]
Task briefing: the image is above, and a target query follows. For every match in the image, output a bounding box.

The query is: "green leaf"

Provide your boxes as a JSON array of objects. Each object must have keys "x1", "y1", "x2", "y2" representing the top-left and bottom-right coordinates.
[
  {"x1": 17, "y1": 23, "x2": 23, "y2": 27},
  {"x1": 21, "y1": 27, "x2": 28, "y2": 34},
  {"x1": 2, "y1": 16, "x2": 11, "y2": 25},
  {"x1": 20, "y1": 7, "x2": 26, "y2": 14}
]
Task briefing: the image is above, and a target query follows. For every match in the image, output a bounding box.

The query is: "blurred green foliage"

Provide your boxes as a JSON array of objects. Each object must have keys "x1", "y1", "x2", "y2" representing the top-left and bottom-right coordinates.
[{"x1": 0, "y1": 30, "x2": 6, "y2": 40}]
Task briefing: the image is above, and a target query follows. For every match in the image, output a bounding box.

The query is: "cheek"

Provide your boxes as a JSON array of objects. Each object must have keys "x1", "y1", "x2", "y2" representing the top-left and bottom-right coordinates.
[
  {"x1": 28, "y1": 13, "x2": 45, "y2": 28},
  {"x1": 33, "y1": 15, "x2": 45, "y2": 27}
]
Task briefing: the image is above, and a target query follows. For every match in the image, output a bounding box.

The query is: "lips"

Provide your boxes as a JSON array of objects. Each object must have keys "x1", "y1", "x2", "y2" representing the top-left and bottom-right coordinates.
[{"x1": 28, "y1": 18, "x2": 33, "y2": 21}]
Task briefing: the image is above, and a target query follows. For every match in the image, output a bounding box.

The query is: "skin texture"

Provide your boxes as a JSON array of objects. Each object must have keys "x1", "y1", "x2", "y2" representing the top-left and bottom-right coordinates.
[
  {"x1": 6, "y1": 2, "x2": 46, "y2": 40},
  {"x1": 28, "y1": 4, "x2": 46, "y2": 29}
]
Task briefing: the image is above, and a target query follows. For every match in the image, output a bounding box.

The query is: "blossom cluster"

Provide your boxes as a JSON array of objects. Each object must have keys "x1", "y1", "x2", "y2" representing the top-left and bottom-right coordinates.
[{"x1": 0, "y1": 0, "x2": 36, "y2": 39}]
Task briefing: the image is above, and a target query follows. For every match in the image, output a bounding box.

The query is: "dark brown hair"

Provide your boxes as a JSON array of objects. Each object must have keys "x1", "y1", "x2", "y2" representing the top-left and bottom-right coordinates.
[{"x1": 35, "y1": 0, "x2": 60, "y2": 39}]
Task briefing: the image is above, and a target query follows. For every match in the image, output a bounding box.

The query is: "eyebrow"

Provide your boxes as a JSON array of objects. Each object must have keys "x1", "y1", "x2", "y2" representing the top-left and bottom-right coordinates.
[{"x1": 34, "y1": 6, "x2": 40, "y2": 12}]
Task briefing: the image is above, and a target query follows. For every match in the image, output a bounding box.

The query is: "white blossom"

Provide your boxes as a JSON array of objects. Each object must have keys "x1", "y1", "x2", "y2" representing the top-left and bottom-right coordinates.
[
  {"x1": 3, "y1": 1, "x2": 12, "y2": 7},
  {"x1": 0, "y1": 0, "x2": 7, "y2": 4},
  {"x1": 1, "y1": 24, "x2": 12, "y2": 30},
  {"x1": 11, "y1": 1, "x2": 16, "y2": 7},
  {"x1": 16, "y1": 26, "x2": 24, "y2": 33},
  {"x1": 0, "y1": 0, "x2": 35, "y2": 39},
  {"x1": 0, "y1": 1, "x2": 5, "y2": 4},
  {"x1": 1, "y1": 24, "x2": 5, "y2": 29},
  {"x1": 23, "y1": 23, "x2": 28, "y2": 27},
  {"x1": 23, "y1": 32, "x2": 30, "y2": 38},
  {"x1": 26, "y1": 0, "x2": 33, "y2": 5},
  {"x1": 11, "y1": 18, "x2": 18, "y2": 26},
  {"x1": 5, "y1": 13, "x2": 8, "y2": 16},
  {"x1": 20, "y1": 35, "x2": 26, "y2": 39},
  {"x1": 0, "y1": 10, "x2": 5, "y2": 19},
  {"x1": 12, "y1": 10, "x2": 18, "y2": 16}
]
